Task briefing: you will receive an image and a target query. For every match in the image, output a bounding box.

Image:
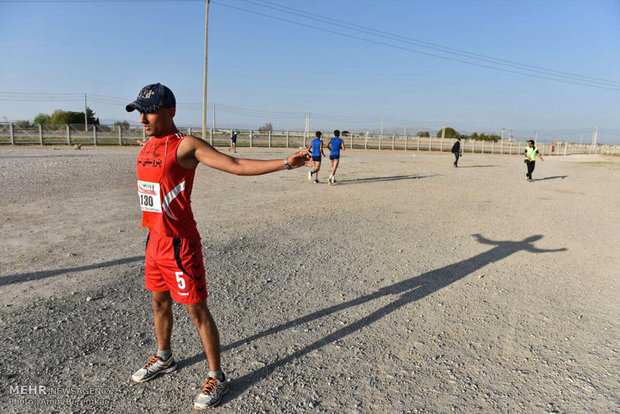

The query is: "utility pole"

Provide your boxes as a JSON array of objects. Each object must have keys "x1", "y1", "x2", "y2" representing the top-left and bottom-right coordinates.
[
  {"x1": 212, "y1": 103, "x2": 216, "y2": 134},
  {"x1": 380, "y1": 117, "x2": 384, "y2": 140},
  {"x1": 501, "y1": 128, "x2": 504, "y2": 141},
  {"x1": 84, "y1": 94, "x2": 88, "y2": 132},
  {"x1": 304, "y1": 112, "x2": 310, "y2": 147},
  {"x1": 202, "y1": 0, "x2": 210, "y2": 140},
  {"x1": 441, "y1": 122, "x2": 446, "y2": 139},
  {"x1": 592, "y1": 127, "x2": 598, "y2": 146}
]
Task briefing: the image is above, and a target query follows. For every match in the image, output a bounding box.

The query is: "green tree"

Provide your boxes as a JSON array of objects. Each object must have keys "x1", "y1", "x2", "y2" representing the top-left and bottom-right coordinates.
[
  {"x1": 50, "y1": 109, "x2": 84, "y2": 125},
  {"x1": 34, "y1": 113, "x2": 51, "y2": 124},
  {"x1": 114, "y1": 120, "x2": 130, "y2": 131},
  {"x1": 437, "y1": 127, "x2": 459, "y2": 138},
  {"x1": 416, "y1": 130, "x2": 430, "y2": 137},
  {"x1": 86, "y1": 107, "x2": 99, "y2": 125},
  {"x1": 469, "y1": 132, "x2": 500, "y2": 142},
  {"x1": 15, "y1": 120, "x2": 32, "y2": 128},
  {"x1": 258, "y1": 122, "x2": 273, "y2": 132}
]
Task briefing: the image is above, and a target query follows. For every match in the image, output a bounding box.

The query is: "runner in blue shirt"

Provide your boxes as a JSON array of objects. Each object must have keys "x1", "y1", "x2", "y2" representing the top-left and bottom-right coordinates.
[
  {"x1": 327, "y1": 129, "x2": 345, "y2": 185},
  {"x1": 307, "y1": 131, "x2": 325, "y2": 183}
]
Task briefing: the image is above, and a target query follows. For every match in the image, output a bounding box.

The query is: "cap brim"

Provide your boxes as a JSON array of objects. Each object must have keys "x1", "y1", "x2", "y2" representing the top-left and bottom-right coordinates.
[{"x1": 125, "y1": 99, "x2": 161, "y2": 114}]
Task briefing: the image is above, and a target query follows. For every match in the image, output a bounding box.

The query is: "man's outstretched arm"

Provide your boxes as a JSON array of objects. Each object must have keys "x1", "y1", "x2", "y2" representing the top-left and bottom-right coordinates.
[{"x1": 179, "y1": 135, "x2": 310, "y2": 175}]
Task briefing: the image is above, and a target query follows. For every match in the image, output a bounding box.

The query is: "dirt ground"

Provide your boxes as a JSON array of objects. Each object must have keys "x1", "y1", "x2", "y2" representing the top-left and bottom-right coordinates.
[{"x1": 0, "y1": 146, "x2": 618, "y2": 413}]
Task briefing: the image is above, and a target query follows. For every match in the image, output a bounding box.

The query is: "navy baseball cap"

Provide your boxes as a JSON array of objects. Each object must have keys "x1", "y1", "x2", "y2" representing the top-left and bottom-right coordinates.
[{"x1": 126, "y1": 83, "x2": 176, "y2": 114}]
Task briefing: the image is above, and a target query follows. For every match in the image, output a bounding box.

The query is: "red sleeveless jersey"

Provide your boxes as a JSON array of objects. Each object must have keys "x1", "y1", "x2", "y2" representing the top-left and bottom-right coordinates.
[{"x1": 136, "y1": 132, "x2": 200, "y2": 239}]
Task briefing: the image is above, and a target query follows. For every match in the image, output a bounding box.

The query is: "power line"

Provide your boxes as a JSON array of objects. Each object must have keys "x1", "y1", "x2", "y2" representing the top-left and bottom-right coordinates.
[
  {"x1": 214, "y1": 0, "x2": 620, "y2": 91},
  {"x1": 239, "y1": 0, "x2": 620, "y2": 88},
  {"x1": 0, "y1": 0, "x2": 199, "y2": 3}
]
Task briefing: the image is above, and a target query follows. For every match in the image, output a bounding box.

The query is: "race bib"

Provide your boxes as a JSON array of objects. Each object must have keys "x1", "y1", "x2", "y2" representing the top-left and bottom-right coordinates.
[{"x1": 137, "y1": 180, "x2": 162, "y2": 213}]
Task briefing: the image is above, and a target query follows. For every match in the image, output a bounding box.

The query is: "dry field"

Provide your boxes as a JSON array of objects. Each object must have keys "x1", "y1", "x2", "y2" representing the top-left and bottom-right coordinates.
[{"x1": 0, "y1": 146, "x2": 618, "y2": 413}]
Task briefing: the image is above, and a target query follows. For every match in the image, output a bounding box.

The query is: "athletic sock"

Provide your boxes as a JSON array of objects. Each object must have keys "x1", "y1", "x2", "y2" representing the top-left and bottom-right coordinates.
[
  {"x1": 208, "y1": 370, "x2": 225, "y2": 381},
  {"x1": 157, "y1": 349, "x2": 172, "y2": 361}
]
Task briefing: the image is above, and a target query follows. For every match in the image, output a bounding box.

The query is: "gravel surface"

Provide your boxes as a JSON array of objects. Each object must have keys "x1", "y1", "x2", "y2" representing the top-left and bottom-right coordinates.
[{"x1": 0, "y1": 146, "x2": 618, "y2": 413}]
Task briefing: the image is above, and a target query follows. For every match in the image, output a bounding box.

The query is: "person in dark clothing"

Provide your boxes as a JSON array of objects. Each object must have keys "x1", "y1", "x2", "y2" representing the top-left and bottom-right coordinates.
[
  {"x1": 229, "y1": 130, "x2": 237, "y2": 153},
  {"x1": 451, "y1": 138, "x2": 462, "y2": 167}
]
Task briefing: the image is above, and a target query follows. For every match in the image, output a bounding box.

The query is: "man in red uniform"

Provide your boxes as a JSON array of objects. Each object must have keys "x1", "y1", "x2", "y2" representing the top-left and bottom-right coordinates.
[{"x1": 127, "y1": 83, "x2": 310, "y2": 409}]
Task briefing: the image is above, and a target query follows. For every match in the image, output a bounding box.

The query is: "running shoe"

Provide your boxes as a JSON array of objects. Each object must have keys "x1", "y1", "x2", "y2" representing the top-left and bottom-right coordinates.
[
  {"x1": 194, "y1": 375, "x2": 229, "y2": 409},
  {"x1": 131, "y1": 355, "x2": 177, "y2": 383},
  {"x1": 314, "y1": 179, "x2": 319, "y2": 184}
]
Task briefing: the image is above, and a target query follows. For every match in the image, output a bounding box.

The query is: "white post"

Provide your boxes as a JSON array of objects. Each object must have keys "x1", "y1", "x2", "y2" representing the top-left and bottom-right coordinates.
[
  {"x1": 9, "y1": 122, "x2": 14, "y2": 145},
  {"x1": 379, "y1": 133, "x2": 382, "y2": 150},
  {"x1": 417, "y1": 135, "x2": 420, "y2": 151},
  {"x1": 268, "y1": 130, "x2": 271, "y2": 147},
  {"x1": 93, "y1": 125, "x2": 97, "y2": 146},
  {"x1": 286, "y1": 130, "x2": 290, "y2": 148},
  {"x1": 209, "y1": 128, "x2": 213, "y2": 145},
  {"x1": 66, "y1": 124, "x2": 71, "y2": 145},
  {"x1": 491, "y1": 141, "x2": 494, "y2": 154},
  {"x1": 365, "y1": 132, "x2": 368, "y2": 149},
  {"x1": 392, "y1": 133, "x2": 395, "y2": 150},
  {"x1": 501, "y1": 128, "x2": 504, "y2": 141},
  {"x1": 441, "y1": 123, "x2": 446, "y2": 139},
  {"x1": 39, "y1": 124, "x2": 43, "y2": 146},
  {"x1": 250, "y1": 130, "x2": 253, "y2": 147},
  {"x1": 428, "y1": 137, "x2": 432, "y2": 151},
  {"x1": 118, "y1": 124, "x2": 122, "y2": 146},
  {"x1": 509, "y1": 141, "x2": 513, "y2": 154},
  {"x1": 472, "y1": 139, "x2": 475, "y2": 153},
  {"x1": 350, "y1": 132, "x2": 353, "y2": 149},
  {"x1": 500, "y1": 140, "x2": 503, "y2": 155},
  {"x1": 564, "y1": 142, "x2": 568, "y2": 156},
  {"x1": 440, "y1": 137, "x2": 444, "y2": 152},
  {"x1": 482, "y1": 140, "x2": 485, "y2": 154},
  {"x1": 405, "y1": 134, "x2": 408, "y2": 151}
]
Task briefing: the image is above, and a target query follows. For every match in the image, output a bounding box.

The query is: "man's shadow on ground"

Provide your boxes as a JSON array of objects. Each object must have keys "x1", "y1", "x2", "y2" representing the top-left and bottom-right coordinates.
[
  {"x1": 0, "y1": 256, "x2": 144, "y2": 287},
  {"x1": 179, "y1": 234, "x2": 566, "y2": 403}
]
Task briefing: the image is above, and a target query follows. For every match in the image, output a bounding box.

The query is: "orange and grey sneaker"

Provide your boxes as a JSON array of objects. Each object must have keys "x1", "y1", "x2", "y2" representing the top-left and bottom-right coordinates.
[
  {"x1": 131, "y1": 355, "x2": 177, "y2": 383},
  {"x1": 194, "y1": 374, "x2": 229, "y2": 409}
]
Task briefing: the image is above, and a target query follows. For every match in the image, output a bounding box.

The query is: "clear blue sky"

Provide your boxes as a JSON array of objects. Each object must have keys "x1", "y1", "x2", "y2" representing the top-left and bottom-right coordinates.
[{"x1": 1, "y1": 0, "x2": 619, "y2": 143}]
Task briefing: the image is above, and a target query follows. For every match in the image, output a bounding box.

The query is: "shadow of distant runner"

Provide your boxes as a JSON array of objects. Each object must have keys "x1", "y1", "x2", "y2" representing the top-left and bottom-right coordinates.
[
  {"x1": 532, "y1": 176, "x2": 568, "y2": 182},
  {"x1": 456, "y1": 165, "x2": 498, "y2": 168},
  {"x1": 179, "y1": 234, "x2": 566, "y2": 403},
  {"x1": 0, "y1": 256, "x2": 144, "y2": 287},
  {"x1": 336, "y1": 174, "x2": 435, "y2": 185}
]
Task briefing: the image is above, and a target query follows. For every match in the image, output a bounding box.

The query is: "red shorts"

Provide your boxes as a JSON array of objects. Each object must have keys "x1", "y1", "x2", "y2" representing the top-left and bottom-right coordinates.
[{"x1": 144, "y1": 231, "x2": 207, "y2": 304}]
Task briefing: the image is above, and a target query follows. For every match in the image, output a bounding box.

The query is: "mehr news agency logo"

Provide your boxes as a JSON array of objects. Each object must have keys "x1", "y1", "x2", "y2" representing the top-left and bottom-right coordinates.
[{"x1": 8, "y1": 384, "x2": 113, "y2": 408}]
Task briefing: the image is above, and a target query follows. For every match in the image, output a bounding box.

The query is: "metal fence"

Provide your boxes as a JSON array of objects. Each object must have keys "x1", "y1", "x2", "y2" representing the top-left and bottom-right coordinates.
[{"x1": 1, "y1": 123, "x2": 619, "y2": 156}]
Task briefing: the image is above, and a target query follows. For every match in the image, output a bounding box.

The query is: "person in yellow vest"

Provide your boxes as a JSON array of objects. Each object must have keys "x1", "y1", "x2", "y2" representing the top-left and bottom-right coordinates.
[{"x1": 524, "y1": 139, "x2": 544, "y2": 182}]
